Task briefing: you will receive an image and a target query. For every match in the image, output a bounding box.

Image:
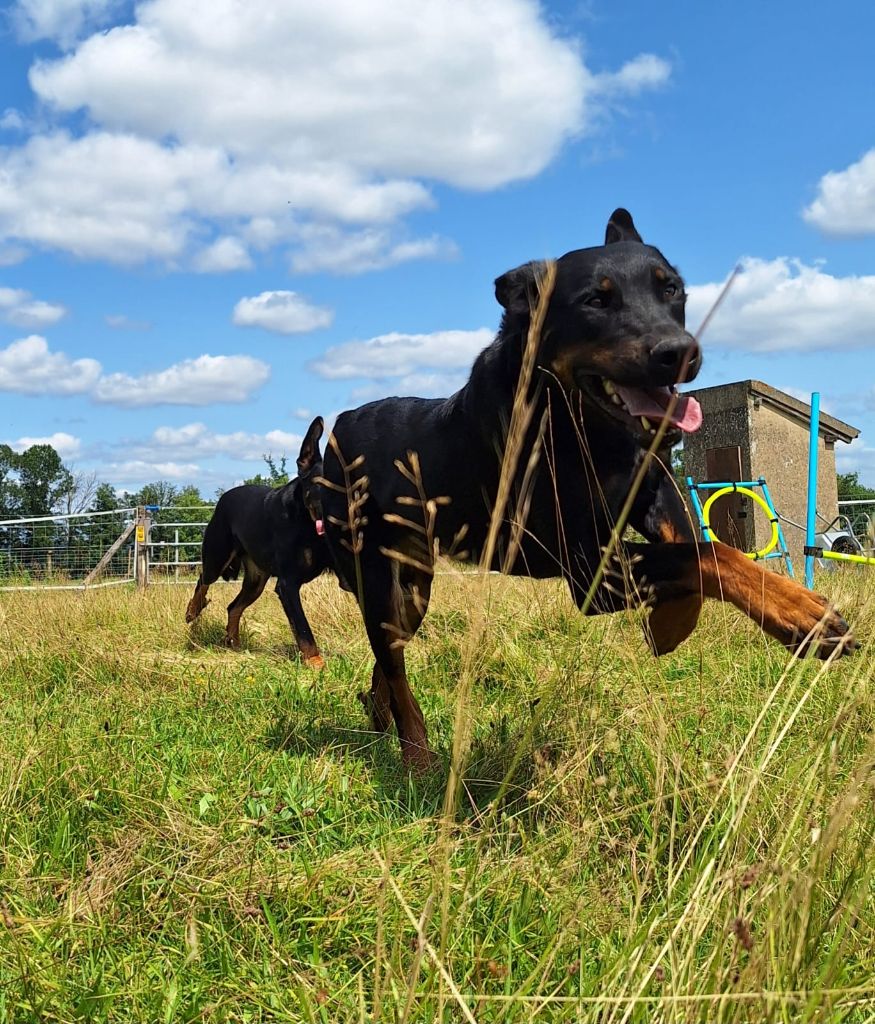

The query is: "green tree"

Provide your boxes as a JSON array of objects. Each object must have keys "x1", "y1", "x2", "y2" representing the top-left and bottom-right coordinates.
[
  {"x1": 244, "y1": 453, "x2": 290, "y2": 487},
  {"x1": 0, "y1": 444, "x2": 19, "y2": 519},
  {"x1": 123, "y1": 481, "x2": 180, "y2": 508},
  {"x1": 91, "y1": 483, "x2": 120, "y2": 512},
  {"x1": 837, "y1": 471, "x2": 875, "y2": 501},
  {"x1": 12, "y1": 444, "x2": 74, "y2": 518}
]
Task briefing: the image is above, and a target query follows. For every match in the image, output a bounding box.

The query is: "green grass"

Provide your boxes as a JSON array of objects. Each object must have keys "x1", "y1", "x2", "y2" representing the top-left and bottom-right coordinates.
[{"x1": 0, "y1": 568, "x2": 873, "y2": 1022}]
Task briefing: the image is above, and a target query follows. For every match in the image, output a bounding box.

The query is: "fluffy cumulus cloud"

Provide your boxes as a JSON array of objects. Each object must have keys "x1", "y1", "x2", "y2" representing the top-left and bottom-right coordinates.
[
  {"x1": 12, "y1": 430, "x2": 81, "y2": 458},
  {"x1": 0, "y1": 285, "x2": 67, "y2": 327},
  {"x1": 0, "y1": 335, "x2": 269, "y2": 406},
  {"x1": 803, "y1": 149, "x2": 875, "y2": 236},
  {"x1": 93, "y1": 354, "x2": 270, "y2": 406},
  {"x1": 289, "y1": 226, "x2": 458, "y2": 275},
  {"x1": 0, "y1": 0, "x2": 670, "y2": 271},
  {"x1": 232, "y1": 291, "x2": 333, "y2": 334},
  {"x1": 103, "y1": 459, "x2": 202, "y2": 483},
  {"x1": 0, "y1": 334, "x2": 101, "y2": 394},
  {"x1": 311, "y1": 328, "x2": 495, "y2": 380},
  {"x1": 11, "y1": 0, "x2": 121, "y2": 47},
  {"x1": 133, "y1": 422, "x2": 304, "y2": 463},
  {"x1": 192, "y1": 235, "x2": 253, "y2": 273},
  {"x1": 836, "y1": 439, "x2": 875, "y2": 480},
  {"x1": 687, "y1": 257, "x2": 875, "y2": 352}
]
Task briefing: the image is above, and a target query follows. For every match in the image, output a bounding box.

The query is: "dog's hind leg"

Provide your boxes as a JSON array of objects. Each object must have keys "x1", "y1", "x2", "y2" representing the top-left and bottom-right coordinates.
[
  {"x1": 275, "y1": 576, "x2": 324, "y2": 669},
  {"x1": 185, "y1": 574, "x2": 211, "y2": 623},
  {"x1": 359, "y1": 558, "x2": 433, "y2": 767},
  {"x1": 225, "y1": 559, "x2": 269, "y2": 649},
  {"x1": 187, "y1": 507, "x2": 237, "y2": 624}
]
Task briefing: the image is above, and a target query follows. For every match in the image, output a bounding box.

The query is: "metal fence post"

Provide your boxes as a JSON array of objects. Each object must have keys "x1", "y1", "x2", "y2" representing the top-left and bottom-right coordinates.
[{"x1": 136, "y1": 507, "x2": 152, "y2": 589}]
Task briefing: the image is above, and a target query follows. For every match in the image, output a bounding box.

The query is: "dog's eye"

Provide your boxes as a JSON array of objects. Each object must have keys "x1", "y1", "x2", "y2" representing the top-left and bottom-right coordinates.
[
  {"x1": 663, "y1": 284, "x2": 680, "y2": 299},
  {"x1": 585, "y1": 294, "x2": 607, "y2": 309}
]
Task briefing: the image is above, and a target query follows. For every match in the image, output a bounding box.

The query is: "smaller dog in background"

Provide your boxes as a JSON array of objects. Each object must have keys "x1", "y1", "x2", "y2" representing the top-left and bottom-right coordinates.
[{"x1": 185, "y1": 416, "x2": 332, "y2": 667}]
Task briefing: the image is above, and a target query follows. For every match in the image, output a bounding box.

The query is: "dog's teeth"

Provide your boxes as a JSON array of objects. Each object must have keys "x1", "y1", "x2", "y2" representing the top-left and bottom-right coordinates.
[
  {"x1": 649, "y1": 428, "x2": 657, "y2": 436},
  {"x1": 603, "y1": 380, "x2": 616, "y2": 396},
  {"x1": 611, "y1": 394, "x2": 622, "y2": 405},
  {"x1": 641, "y1": 416, "x2": 653, "y2": 431}
]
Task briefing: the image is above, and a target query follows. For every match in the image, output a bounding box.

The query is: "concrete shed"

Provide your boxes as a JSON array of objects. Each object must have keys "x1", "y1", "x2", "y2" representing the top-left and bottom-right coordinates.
[{"x1": 682, "y1": 380, "x2": 859, "y2": 567}]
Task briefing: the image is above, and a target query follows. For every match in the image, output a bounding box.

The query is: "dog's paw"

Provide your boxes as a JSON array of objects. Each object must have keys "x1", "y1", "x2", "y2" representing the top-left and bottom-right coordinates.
[
  {"x1": 303, "y1": 653, "x2": 325, "y2": 670},
  {"x1": 779, "y1": 590, "x2": 856, "y2": 659}
]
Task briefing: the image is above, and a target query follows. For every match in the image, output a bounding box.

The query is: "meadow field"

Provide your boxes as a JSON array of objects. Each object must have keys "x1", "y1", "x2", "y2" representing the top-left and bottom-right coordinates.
[{"x1": 0, "y1": 567, "x2": 873, "y2": 1022}]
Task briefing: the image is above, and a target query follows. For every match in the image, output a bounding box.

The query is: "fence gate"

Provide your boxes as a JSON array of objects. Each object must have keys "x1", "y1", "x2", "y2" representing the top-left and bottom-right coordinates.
[
  {"x1": 0, "y1": 504, "x2": 217, "y2": 591},
  {"x1": 0, "y1": 507, "x2": 140, "y2": 591}
]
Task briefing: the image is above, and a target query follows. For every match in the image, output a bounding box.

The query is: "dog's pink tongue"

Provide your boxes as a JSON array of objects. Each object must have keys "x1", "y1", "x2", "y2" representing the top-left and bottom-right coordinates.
[
  {"x1": 315, "y1": 518, "x2": 325, "y2": 536},
  {"x1": 614, "y1": 385, "x2": 703, "y2": 433}
]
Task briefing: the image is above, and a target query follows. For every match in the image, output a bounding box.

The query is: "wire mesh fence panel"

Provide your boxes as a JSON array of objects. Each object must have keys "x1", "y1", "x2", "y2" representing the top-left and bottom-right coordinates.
[
  {"x1": 838, "y1": 500, "x2": 875, "y2": 551},
  {"x1": 147, "y1": 505, "x2": 214, "y2": 582},
  {"x1": 0, "y1": 508, "x2": 138, "y2": 590}
]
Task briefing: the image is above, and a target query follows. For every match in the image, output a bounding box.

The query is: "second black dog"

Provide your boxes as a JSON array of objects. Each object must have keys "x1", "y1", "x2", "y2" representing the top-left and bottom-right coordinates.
[{"x1": 185, "y1": 416, "x2": 331, "y2": 667}]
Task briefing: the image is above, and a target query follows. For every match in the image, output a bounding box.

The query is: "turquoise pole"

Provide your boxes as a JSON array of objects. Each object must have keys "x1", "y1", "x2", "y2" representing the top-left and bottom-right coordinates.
[{"x1": 805, "y1": 393, "x2": 820, "y2": 590}]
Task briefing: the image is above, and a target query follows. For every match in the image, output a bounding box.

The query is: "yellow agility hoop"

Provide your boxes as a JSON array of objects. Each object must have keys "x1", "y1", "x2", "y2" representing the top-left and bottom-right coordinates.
[{"x1": 701, "y1": 485, "x2": 779, "y2": 560}]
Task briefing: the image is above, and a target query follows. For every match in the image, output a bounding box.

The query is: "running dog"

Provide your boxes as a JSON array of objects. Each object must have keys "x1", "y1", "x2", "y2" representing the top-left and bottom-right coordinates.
[
  {"x1": 320, "y1": 210, "x2": 856, "y2": 767},
  {"x1": 185, "y1": 417, "x2": 332, "y2": 667}
]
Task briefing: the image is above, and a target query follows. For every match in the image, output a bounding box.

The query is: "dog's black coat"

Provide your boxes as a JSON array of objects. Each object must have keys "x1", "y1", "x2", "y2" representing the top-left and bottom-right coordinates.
[
  {"x1": 186, "y1": 417, "x2": 332, "y2": 665},
  {"x1": 321, "y1": 210, "x2": 854, "y2": 766}
]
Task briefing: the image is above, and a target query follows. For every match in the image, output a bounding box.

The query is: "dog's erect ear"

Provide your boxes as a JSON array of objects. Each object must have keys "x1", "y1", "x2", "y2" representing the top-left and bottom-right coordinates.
[
  {"x1": 495, "y1": 260, "x2": 549, "y2": 313},
  {"x1": 297, "y1": 416, "x2": 324, "y2": 476},
  {"x1": 605, "y1": 208, "x2": 643, "y2": 245}
]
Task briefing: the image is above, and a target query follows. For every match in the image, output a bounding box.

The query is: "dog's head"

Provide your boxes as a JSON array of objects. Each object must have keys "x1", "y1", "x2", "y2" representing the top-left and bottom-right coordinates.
[
  {"x1": 296, "y1": 416, "x2": 325, "y2": 535},
  {"x1": 494, "y1": 208, "x2": 703, "y2": 443}
]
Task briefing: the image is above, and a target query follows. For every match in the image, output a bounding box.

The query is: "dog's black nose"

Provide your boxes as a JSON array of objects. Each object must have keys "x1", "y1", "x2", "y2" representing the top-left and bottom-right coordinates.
[{"x1": 648, "y1": 336, "x2": 700, "y2": 380}]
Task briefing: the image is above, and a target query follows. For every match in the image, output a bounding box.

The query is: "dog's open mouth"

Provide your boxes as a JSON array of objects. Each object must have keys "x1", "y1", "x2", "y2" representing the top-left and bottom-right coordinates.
[{"x1": 585, "y1": 377, "x2": 703, "y2": 436}]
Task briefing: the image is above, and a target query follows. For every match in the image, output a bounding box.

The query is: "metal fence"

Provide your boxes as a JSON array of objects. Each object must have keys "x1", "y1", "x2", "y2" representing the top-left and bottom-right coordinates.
[
  {"x1": 0, "y1": 507, "x2": 139, "y2": 590},
  {"x1": 837, "y1": 499, "x2": 875, "y2": 552},
  {"x1": 145, "y1": 505, "x2": 214, "y2": 582},
  {"x1": 0, "y1": 504, "x2": 216, "y2": 591}
]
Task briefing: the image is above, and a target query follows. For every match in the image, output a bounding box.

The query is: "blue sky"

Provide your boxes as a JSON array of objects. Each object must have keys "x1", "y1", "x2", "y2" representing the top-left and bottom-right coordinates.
[{"x1": 2, "y1": 0, "x2": 875, "y2": 497}]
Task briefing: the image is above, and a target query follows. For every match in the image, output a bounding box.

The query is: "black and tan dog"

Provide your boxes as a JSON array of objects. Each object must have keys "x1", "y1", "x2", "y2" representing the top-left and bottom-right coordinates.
[
  {"x1": 185, "y1": 416, "x2": 332, "y2": 667},
  {"x1": 321, "y1": 209, "x2": 856, "y2": 768}
]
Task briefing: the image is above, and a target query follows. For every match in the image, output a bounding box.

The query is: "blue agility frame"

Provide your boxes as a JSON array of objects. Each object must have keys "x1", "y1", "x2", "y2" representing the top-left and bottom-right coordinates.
[{"x1": 686, "y1": 476, "x2": 795, "y2": 578}]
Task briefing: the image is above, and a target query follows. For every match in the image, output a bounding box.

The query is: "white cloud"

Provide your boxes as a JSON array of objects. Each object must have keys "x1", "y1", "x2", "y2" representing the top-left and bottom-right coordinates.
[
  {"x1": 687, "y1": 257, "x2": 875, "y2": 352},
  {"x1": 592, "y1": 54, "x2": 672, "y2": 98},
  {"x1": 0, "y1": 335, "x2": 101, "y2": 395},
  {"x1": 292, "y1": 407, "x2": 312, "y2": 420},
  {"x1": 0, "y1": 285, "x2": 68, "y2": 327},
  {"x1": 803, "y1": 149, "x2": 875, "y2": 236},
  {"x1": 311, "y1": 328, "x2": 494, "y2": 380},
  {"x1": 232, "y1": 290, "x2": 333, "y2": 334},
  {"x1": 93, "y1": 354, "x2": 270, "y2": 406},
  {"x1": 0, "y1": 108, "x2": 27, "y2": 132},
  {"x1": 11, "y1": 431, "x2": 82, "y2": 458},
  {"x1": 133, "y1": 422, "x2": 304, "y2": 463},
  {"x1": 0, "y1": 246, "x2": 29, "y2": 267},
  {"x1": 104, "y1": 313, "x2": 151, "y2": 330},
  {"x1": 192, "y1": 235, "x2": 253, "y2": 273},
  {"x1": 0, "y1": 0, "x2": 670, "y2": 268},
  {"x1": 104, "y1": 459, "x2": 201, "y2": 482},
  {"x1": 289, "y1": 226, "x2": 458, "y2": 275},
  {"x1": 350, "y1": 371, "x2": 468, "y2": 402},
  {"x1": 836, "y1": 439, "x2": 875, "y2": 482},
  {"x1": 11, "y1": 0, "x2": 121, "y2": 47},
  {"x1": 0, "y1": 336, "x2": 269, "y2": 406}
]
